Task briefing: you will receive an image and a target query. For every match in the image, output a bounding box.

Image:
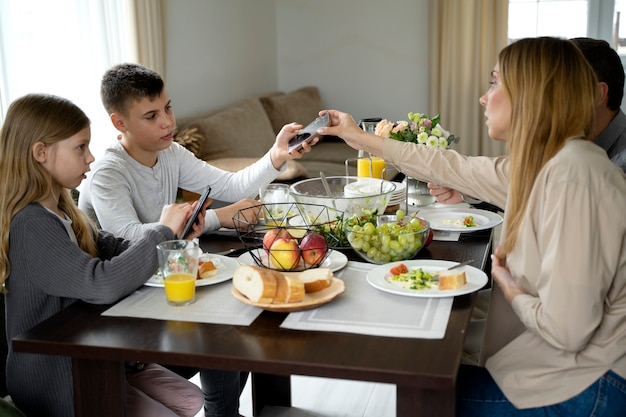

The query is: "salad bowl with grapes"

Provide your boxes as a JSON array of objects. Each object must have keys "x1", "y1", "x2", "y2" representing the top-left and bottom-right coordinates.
[{"x1": 344, "y1": 210, "x2": 431, "y2": 264}]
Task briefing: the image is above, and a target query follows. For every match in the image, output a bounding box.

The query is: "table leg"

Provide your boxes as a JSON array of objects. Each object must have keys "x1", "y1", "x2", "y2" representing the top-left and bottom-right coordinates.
[
  {"x1": 72, "y1": 358, "x2": 126, "y2": 417},
  {"x1": 251, "y1": 373, "x2": 291, "y2": 416},
  {"x1": 397, "y1": 385, "x2": 455, "y2": 417}
]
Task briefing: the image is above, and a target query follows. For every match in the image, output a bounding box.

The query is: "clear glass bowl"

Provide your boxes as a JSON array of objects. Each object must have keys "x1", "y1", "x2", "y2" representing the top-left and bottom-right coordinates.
[
  {"x1": 344, "y1": 214, "x2": 430, "y2": 264},
  {"x1": 289, "y1": 176, "x2": 396, "y2": 218}
]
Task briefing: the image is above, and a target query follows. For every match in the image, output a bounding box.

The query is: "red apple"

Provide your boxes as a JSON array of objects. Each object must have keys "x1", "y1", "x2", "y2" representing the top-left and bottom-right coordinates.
[
  {"x1": 268, "y1": 238, "x2": 301, "y2": 270},
  {"x1": 263, "y1": 228, "x2": 291, "y2": 254},
  {"x1": 299, "y1": 233, "x2": 328, "y2": 266}
]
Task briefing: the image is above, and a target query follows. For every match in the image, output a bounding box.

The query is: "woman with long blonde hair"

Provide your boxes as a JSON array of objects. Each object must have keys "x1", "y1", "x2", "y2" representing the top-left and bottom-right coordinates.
[
  {"x1": 319, "y1": 37, "x2": 626, "y2": 415},
  {"x1": 1, "y1": 94, "x2": 203, "y2": 417}
]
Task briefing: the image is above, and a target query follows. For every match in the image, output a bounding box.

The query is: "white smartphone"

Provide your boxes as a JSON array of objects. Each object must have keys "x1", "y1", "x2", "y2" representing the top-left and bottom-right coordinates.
[
  {"x1": 288, "y1": 113, "x2": 330, "y2": 153},
  {"x1": 181, "y1": 186, "x2": 212, "y2": 239}
]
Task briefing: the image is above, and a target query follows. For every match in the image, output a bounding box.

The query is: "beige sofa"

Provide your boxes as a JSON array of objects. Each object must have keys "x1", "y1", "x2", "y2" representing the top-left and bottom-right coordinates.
[{"x1": 174, "y1": 86, "x2": 359, "y2": 181}]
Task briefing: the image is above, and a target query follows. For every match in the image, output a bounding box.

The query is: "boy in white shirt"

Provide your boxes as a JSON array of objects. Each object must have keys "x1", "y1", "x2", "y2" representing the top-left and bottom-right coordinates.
[
  {"x1": 79, "y1": 63, "x2": 313, "y2": 239},
  {"x1": 79, "y1": 63, "x2": 314, "y2": 417}
]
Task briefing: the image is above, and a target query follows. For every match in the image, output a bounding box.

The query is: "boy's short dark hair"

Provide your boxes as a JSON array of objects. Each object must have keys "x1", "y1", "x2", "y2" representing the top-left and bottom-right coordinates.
[
  {"x1": 571, "y1": 37, "x2": 625, "y2": 111},
  {"x1": 100, "y1": 63, "x2": 164, "y2": 115}
]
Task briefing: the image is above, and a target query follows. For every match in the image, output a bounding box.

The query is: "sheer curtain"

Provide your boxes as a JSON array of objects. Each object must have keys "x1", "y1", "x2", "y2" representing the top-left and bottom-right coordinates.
[
  {"x1": 132, "y1": 0, "x2": 166, "y2": 76},
  {"x1": 429, "y1": 0, "x2": 509, "y2": 157},
  {"x1": 0, "y1": 0, "x2": 165, "y2": 161}
]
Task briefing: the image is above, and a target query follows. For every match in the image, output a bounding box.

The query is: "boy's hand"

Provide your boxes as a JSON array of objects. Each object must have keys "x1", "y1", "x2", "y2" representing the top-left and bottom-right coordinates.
[
  {"x1": 182, "y1": 199, "x2": 208, "y2": 240},
  {"x1": 159, "y1": 203, "x2": 194, "y2": 237},
  {"x1": 215, "y1": 198, "x2": 260, "y2": 229},
  {"x1": 269, "y1": 122, "x2": 318, "y2": 170}
]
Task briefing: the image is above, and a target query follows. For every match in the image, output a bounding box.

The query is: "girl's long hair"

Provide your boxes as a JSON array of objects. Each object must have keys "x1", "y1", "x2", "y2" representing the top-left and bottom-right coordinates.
[
  {"x1": 500, "y1": 37, "x2": 597, "y2": 256},
  {"x1": 0, "y1": 94, "x2": 99, "y2": 289}
]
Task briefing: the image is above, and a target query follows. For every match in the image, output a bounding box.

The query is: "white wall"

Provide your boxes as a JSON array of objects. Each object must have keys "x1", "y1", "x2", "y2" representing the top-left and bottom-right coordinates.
[
  {"x1": 164, "y1": 0, "x2": 278, "y2": 118},
  {"x1": 165, "y1": 0, "x2": 430, "y2": 123},
  {"x1": 274, "y1": 0, "x2": 429, "y2": 123}
]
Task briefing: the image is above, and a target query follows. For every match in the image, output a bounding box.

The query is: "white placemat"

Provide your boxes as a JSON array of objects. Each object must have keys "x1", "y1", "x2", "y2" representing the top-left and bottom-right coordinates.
[
  {"x1": 102, "y1": 280, "x2": 262, "y2": 326},
  {"x1": 280, "y1": 261, "x2": 453, "y2": 339}
]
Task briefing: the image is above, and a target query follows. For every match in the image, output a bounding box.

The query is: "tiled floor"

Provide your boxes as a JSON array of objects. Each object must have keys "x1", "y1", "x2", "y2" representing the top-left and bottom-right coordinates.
[{"x1": 192, "y1": 374, "x2": 395, "y2": 417}]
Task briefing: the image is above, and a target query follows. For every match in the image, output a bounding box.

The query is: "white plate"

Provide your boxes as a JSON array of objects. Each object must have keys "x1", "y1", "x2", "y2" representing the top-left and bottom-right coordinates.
[
  {"x1": 144, "y1": 254, "x2": 240, "y2": 287},
  {"x1": 237, "y1": 249, "x2": 348, "y2": 273},
  {"x1": 416, "y1": 208, "x2": 502, "y2": 232},
  {"x1": 367, "y1": 260, "x2": 488, "y2": 298}
]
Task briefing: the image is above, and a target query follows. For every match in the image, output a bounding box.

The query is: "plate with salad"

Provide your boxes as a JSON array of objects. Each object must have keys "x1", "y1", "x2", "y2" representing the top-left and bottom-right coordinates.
[
  {"x1": 416, "y1": 208, "x2": 502, "y2": 232},
  {"x1": 366, "y1": 259, "x2": 488, "y2": 298}
]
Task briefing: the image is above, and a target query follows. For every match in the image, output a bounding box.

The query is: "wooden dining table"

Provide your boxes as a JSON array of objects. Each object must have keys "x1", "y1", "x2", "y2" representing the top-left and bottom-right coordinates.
[{"x1": 12, "y1": 225, "x2": 493, "y2": 417}]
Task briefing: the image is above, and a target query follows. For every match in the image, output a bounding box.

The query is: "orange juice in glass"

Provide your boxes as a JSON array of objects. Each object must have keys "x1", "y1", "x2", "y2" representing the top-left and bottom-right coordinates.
[
  {"x1": 164, "y1": 273, "x2": 196, "y2": 305},
  {"x1": 157, "y1": 240, "x2": 200, "y2": 306},
  {"x1": 357, "y1": 155, "x2": 387, "y2": 179}
]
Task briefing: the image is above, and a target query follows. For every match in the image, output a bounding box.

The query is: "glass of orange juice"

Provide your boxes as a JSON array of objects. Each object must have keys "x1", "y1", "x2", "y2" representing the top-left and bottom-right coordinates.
[
  {"x1": 357, "y1": 154, "x2": 387, "y2": 179},
  {"x1": 157, "y1": 240, "x2": 201, "y2": 306},
  {"x1": 357, "y1": 120, "x2": 387, "y2": 179}
]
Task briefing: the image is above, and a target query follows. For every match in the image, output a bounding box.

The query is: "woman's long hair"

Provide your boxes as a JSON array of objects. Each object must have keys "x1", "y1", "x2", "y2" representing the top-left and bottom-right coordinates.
[
  {"x1": 0, "y1": 94, "x2": 99, "y2": 289},
  {"x1": 500, "y1": 37, "x2": 597, "y2": 256}
]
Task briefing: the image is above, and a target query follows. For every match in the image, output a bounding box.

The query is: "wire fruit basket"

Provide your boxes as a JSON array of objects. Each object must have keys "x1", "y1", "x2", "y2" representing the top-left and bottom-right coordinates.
[{"x1": 233, "y1": 203, "x2": 344, "y2": 271}]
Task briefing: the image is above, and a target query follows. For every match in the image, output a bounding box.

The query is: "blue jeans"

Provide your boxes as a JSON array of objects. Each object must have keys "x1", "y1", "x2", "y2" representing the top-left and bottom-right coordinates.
[
  {"x1": 456, "y1": 365, "x2": 626, "y2": 417},
  {"x1": 199, "y1": 369, "x2": 247, "y2": 417}
]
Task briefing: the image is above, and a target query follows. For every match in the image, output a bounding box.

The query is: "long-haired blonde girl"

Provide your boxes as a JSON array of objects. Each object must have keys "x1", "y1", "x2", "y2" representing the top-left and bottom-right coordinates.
[
  {"x1": 0, "y1": 94, "x2": 98, "y2": 289},
  {"x1": 1, "y1": 93, "x2": 203, "y2": 417}
]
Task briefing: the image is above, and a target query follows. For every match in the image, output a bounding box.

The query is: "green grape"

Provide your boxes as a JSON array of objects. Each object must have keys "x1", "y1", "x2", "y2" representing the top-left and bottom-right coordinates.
[
  {"x1": 396, "y1": 209, "x2": 405, "y2": 221},
  {"x1": 362, "y1": 222, "x2": 376, "y2": 235}
]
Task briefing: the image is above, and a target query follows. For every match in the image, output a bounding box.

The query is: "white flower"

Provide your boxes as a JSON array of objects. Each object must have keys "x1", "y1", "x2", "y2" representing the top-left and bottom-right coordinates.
[
  {"x1": 417, "y1": 132, "x2": 428, "y2": 144},
  {"x1": 434, "y1": 124, "x2": 450, "y2": 138},
  {"x1": 426, "y1": 135, "x2": 439, "y2": 147},
  {"x1": 438, "y1": 137, "x2": 449, "y2": 149},
  {"x1": 431, "y1": 126, "x2": 443, "y2": 137}
]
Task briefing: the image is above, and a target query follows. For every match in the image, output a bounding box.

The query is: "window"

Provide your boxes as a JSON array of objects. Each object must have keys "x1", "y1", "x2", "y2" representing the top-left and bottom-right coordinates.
[
  {"x1": 508, "y1": 0, "x2": 625, "y2": 51},
  {"x1": 615, "y1": 0, "x2": 626, "y2": 55},
  {"x1": 0, "y1": 0, "x2": 137, "y2": 160},
  {"x1": 508, "y1": 0, "x2": 626, "y2": 94},
  {"x1": 508, "y1": 0, "x2": 589, "y2": 41}
]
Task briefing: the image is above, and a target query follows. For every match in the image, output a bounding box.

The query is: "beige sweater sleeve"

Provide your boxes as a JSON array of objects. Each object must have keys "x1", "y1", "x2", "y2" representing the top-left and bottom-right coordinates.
[{"x1": 382, "y1": 138, "x2": 509, "y2": 209}]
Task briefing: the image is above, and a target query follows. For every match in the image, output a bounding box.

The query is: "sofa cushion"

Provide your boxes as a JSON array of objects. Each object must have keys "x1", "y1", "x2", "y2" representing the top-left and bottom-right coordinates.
[
  {"x1": 178, "y1": 97, "x2": 276, "y2": 161},
  {"x1": 208, "y1": 157, "x2": 309, "y2": 181},
  {"x1": 260, "y1": 86, "x2": 322, "y2": 133}
]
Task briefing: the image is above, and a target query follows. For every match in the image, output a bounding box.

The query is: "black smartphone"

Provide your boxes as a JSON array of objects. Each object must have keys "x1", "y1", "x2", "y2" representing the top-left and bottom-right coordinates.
[
  {"x1": 288, "y1": 113, "x2": 330, "y2": 153},
  {"x1": 181, "y1": 186, "x2": 212, "y2": 239}
]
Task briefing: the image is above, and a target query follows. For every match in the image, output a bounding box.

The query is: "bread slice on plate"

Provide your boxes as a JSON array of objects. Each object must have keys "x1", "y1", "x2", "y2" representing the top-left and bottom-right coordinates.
[
  {"x1": 273, "y1": 275, "x2": 305, "y2": 304},
  {"x1": 297, "y1": 268, "x2": 333, "y2": 293},
  {"x1": 232, "y1": 265, "x2": 281, "y2": 303},
  {"x1": 198, "y1": 260, "x2": 218, "y2": 278},
  {"x1": 437, "y1": 270, "x2": 467, "y2": 290}
]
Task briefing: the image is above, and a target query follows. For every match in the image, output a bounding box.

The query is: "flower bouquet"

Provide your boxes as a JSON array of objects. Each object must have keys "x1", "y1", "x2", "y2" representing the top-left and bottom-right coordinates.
[
  {"x1": 374, "y1": 113, "x2": 460, "y2": 149},
  {"x1": 374, "y1": 113, "x2": 460, "y2": 207}
]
